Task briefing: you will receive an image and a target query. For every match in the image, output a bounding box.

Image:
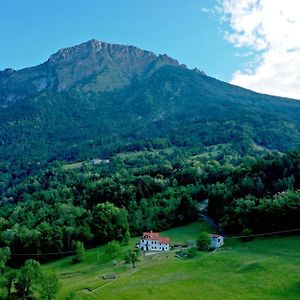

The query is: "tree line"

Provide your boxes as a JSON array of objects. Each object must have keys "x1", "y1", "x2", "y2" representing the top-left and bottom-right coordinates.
[{"x1": 1, "y1": 145, "x2": 300, "y2": 268}]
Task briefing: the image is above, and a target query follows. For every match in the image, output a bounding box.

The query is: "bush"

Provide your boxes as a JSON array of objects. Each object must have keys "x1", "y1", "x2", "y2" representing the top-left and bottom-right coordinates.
[
  {"x1": 197, "y1": 232, "x2": 210, "y2": 251},
  {"x1": 72, "y1": 241, "x2": 85, "y2": 264},
  {"x1": 39, "y1": 272, "x2": 60, "y2": 300},
  {"x1": 104, "y1": 241, "x2": 121, "y2": 259},
  {"x1": 186, "y1": 247, "x2": 197, "y2": 258}
]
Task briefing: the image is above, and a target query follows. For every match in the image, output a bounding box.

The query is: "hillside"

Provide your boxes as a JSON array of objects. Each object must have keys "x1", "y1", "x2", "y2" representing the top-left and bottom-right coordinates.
[
  {"x1": 40, "y1": 222, "x2": 300, "y2": 300},
  {"x1": 2, "y1": 39, "x2": 300, "y2": 170},
  {"x1": 1, "y1": 144, "x2": 300, "y2": 265}
]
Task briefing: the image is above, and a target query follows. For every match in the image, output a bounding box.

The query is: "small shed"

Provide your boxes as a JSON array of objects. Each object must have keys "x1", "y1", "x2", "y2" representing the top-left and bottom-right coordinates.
[{"x1": 209, "y1": 234, "x2": 224, "y2": 249}]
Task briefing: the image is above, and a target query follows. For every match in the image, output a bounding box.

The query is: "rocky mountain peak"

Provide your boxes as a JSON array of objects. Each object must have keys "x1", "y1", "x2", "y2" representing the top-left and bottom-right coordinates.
[
  {"x1": 47, "y1": 39, "x2": 157, "y2": 65},
  {"x1": 0, "y1": 39, "x2": 186, "y2": 105}
]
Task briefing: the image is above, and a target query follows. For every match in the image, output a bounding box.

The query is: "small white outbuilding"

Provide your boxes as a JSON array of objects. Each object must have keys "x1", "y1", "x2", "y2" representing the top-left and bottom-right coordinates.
[{"x1": 209, "y1": 234, "x2": 224, "y2": 249}]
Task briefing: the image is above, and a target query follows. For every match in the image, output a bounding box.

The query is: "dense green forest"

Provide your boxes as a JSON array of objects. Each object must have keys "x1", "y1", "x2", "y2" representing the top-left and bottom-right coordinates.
[{"x1": 1, "y1": 142, "x2": 300, "y2": 268}]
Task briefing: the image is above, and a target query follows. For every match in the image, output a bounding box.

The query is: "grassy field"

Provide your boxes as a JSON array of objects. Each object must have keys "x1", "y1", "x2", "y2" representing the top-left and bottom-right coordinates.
[
  {"x1": 115, "y1": 148, "x2": 175, "y2": 160},
  {"x1": 62, "y1": 162, "x2": 84, "y2": 170},
  {"x1": 42, "y1": 222, "x2": 300, "y2": 300}
]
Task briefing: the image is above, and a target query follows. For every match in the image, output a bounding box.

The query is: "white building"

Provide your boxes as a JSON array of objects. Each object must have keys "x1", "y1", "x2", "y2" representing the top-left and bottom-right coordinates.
[
  {"x1": 210, "y1": 234, "x2": 224, "y2": 249},
  {"x1": 139, "y1": 231, "x2": 170, "y2": 252},
  {"x1": 91, "y1": 158, "x2": 110, "y2": 165}
]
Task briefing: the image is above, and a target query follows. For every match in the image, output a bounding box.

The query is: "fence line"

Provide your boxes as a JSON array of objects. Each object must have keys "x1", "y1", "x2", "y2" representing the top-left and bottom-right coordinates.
[
  {"x1": 11, "y1": 250, "x2": 76, "y2": 256},
  {"x1": 8, "y1": 228, "x2": 300, "y2": 257},
  {"x1": 227, "y1": 227, "x2": 300, "y2": 239}
]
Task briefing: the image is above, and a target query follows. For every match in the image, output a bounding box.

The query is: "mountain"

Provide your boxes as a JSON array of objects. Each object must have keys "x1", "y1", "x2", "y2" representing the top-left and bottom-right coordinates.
[
  {"x1": 1, "y1": 39, "x2": 300, "y2": 165},
  {"x1": 0, "y1": 39, "x2": 181, "y2": 107}
]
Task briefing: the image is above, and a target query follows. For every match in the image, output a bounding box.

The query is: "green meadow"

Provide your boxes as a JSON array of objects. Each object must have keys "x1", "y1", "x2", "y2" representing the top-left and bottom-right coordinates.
[
  {"x1": 62, "y1": 162, "x2": 84, "y2": 170},
  {"x1": 42, "y1": 222, "x2": 300, "y2": 300}
]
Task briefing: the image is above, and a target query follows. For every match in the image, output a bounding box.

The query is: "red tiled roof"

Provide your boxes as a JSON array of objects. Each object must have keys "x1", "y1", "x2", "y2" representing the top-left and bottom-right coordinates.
[
  {"x1": 158, "y1": 237, "x2": 170, "y2": 244},
  {"x1": 142, "y1": 232, "x2": 170, "y2": 244},
  {"x1": 143, "y1": 232, "x2": 160, "y2": 240}
]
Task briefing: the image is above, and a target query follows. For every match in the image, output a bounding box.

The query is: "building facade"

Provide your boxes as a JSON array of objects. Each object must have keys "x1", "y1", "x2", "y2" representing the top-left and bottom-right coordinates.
[
  {"x1": 210, "y1": 234, "x2": 224, "y2": 249},
  {"x1": 139, "y1": 231, "x2": 170, "y2": 252}
]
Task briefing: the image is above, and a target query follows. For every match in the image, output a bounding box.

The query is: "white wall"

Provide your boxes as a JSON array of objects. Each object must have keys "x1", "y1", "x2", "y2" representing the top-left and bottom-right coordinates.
[
  {"x1": 139, "y1": 239, "x2": 170, "y2": 251},
  {"x1": 210, "y1": 236, "x2": 224, "y2": 248}
]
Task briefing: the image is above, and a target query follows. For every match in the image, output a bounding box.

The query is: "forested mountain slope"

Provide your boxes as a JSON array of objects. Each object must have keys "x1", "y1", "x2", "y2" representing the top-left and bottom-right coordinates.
[{"x1": 1, "y1": 39, "x2": 300, "y2": 168}]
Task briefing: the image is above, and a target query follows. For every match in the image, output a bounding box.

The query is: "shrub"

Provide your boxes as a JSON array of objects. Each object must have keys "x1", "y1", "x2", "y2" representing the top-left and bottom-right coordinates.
[
  {"x1": 187, "y1": 247, "x2": 197, "y2": 258},
  {"x1": 105, "y1": 241, "x2": 121, "y2": 259},
  {"x1": 72, "y1": 241, "x2": 85, "y2": 264},
  {"x1": 197, "y1": 232, "x2": 210, "y2": 251}
]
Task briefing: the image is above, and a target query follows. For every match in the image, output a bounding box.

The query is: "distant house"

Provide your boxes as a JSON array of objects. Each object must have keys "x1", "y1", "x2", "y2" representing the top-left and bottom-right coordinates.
[
  {"x1": 139, "y1": 231, "x2": 170, "y2": 252},
  {"x1": 91, "y1": 158, "x2": 110, "y2": 165},
  {"x1": 210, "y1": 234, "x2": 224, "y2": 249}
]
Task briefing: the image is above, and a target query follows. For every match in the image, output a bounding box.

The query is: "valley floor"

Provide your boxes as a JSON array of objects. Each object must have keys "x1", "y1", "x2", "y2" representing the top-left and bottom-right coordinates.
[{"x1": 42, "y1": 222, "x2": 300, "y2": 300}]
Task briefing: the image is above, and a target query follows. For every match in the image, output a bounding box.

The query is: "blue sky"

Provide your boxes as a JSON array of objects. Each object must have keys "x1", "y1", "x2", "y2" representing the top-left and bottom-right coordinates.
[
  {"x1": 2, "y1": 0, "x2": 299, "y2": 99},
  {"x1": 0, "y1": 0, "x2": 245, "y2": 82}
]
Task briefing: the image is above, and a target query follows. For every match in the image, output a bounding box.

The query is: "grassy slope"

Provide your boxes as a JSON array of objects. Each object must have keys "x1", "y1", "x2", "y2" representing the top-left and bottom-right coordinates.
[
  {"x1": 42, "y1": 222, "x2": 300, "y2": 300},
  {"x1": 62, "y1": 162, "x2": 84, "y2": 170}
]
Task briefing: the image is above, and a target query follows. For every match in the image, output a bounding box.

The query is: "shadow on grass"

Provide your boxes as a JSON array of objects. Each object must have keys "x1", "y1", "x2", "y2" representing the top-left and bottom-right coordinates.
[{"x1": 237, "y1": 261, "x2": 264, "y2": 273}]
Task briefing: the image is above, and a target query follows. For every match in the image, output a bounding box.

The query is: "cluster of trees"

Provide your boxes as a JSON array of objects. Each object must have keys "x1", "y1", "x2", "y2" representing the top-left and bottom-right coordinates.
[
  {"x1": 206, "y1": 150, "x2": 300, "y2": 233},
  {"x1": 0, "y1": 148, "x2": 206, "y2": 264},
  {"x1": 0, "y1": 197, "x2": 129, "y2": 264},
  {"x1": 1, "y1": 142, "x2": 300, "y2": 267},
  {"x1": 0, "y1": 247, "x2": 59, "y2": 299}
]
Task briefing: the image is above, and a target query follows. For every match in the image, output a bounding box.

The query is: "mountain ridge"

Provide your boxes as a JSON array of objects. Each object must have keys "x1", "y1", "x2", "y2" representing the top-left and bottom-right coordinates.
[
  {"x1": 1, "y1": 39, "x2": 300, "y2": 166},
  {"x1": 0, "y1": 39, "x2": 183, "y2": 107}
]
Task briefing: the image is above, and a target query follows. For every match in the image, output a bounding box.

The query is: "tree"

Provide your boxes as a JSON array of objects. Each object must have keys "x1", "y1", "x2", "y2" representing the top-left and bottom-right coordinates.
[
  {"x1": 104, "y1": 241, "x2": 121, "y2": 260},
  {"x1": 175, "y1": 194, "x2": 198, "y2": 224},
  {"x1": 40, "y1": 272, "x2": 60, "y2": 300},
  {"x1": 197, "y1": 232, "x2": 210, "y2": 251},
  {"x1": 72, "y1": 241, "x2": 85, "y2": 264},
  {"x1": 92, "y1": 202, "x2": 129, "y2": 243},
  {"x1": 15, "y1": 259, "x2": 41, "y2": 299},
  {"x1": 126, "y1": 249, "x2": 140, "y2": 269},
  {"x1": 0, "y1": 247, "x2": 10, "y2": 273},
  {"x1": 208, "y1": 183, "x2": 233, "y2": 221},
  {"x1": 3, "y1": 268, "x2": 17, "y2": 297},
  {"x1": 0, "y1": 248, "x2": 13, "y2": 299}
]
